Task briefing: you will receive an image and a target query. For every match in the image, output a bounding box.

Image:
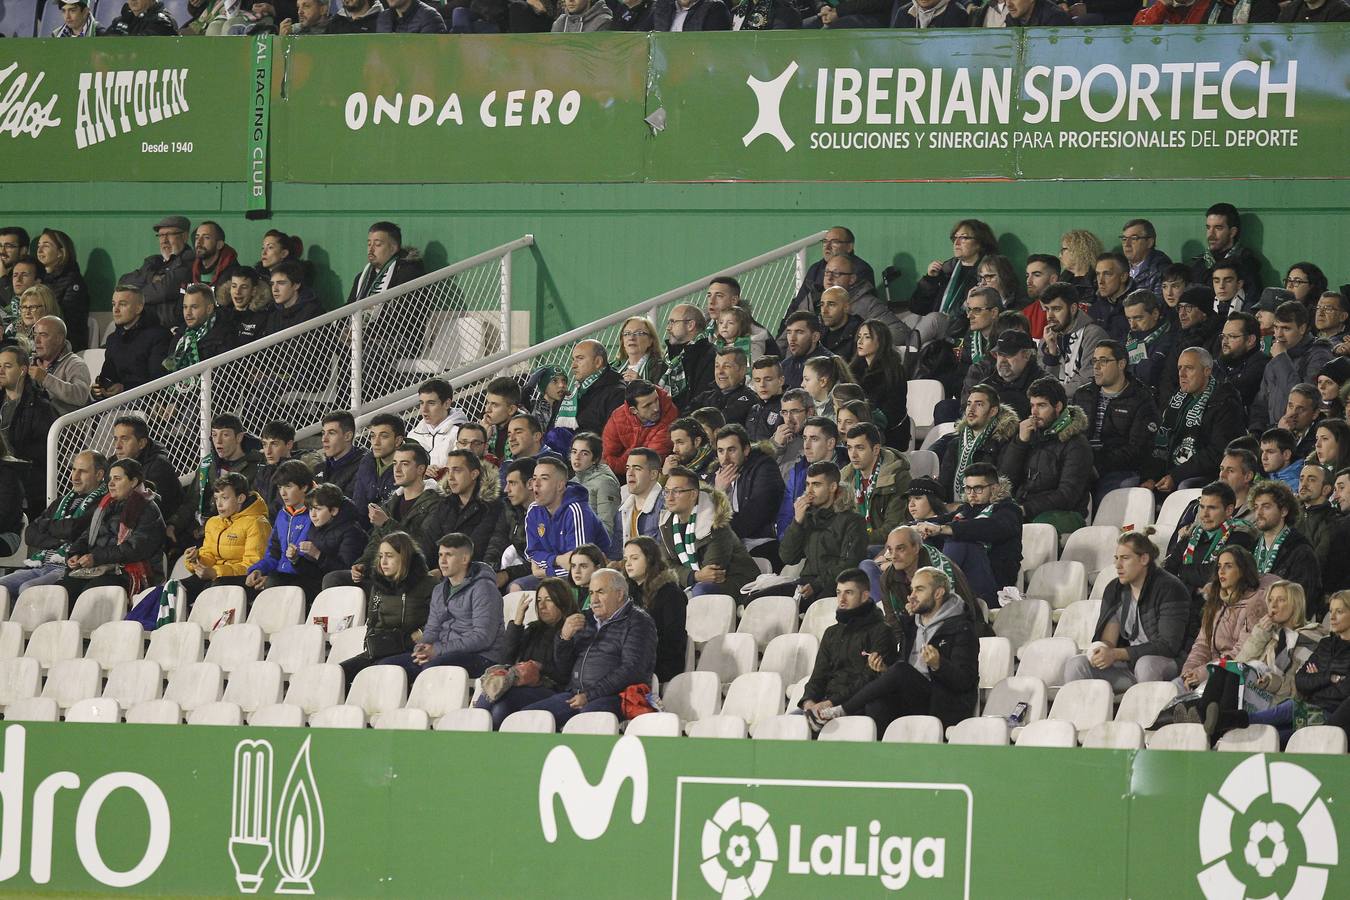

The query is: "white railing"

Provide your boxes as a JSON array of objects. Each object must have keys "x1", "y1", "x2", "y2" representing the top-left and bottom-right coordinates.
[
  {"x1": 46, "y1": 235, "x2": 535, "y2": 501},
  {"x1": 351, "y1": 232, "x2": 826, "y2": 434}
]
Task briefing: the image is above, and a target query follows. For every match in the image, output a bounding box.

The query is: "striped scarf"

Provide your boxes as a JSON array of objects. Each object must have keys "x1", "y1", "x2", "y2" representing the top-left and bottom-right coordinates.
[
  {"x1": 671, "y1": 512, "x2": 699, "y2": 571},
  {"x1": 27, "y1": 485, "x2": 107, "y2": 566}
]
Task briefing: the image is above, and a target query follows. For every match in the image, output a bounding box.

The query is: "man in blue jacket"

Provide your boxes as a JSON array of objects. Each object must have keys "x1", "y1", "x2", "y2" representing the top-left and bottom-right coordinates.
[
  {"x1": 511, "y1": 456, "x2": 609, "y2": 591},
  {"x1": 522, "y1": 568, "x2": 657, "y2": 728},
  {"x1": 379, "y1": 533, "x2": 505, "y2": 681}
]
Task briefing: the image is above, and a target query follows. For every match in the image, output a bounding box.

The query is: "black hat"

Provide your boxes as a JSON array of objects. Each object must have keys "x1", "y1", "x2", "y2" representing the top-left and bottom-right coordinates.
[
  {"x1": 1177, "y1": 286, "x2": 1216, "y2": 312},
  {"x1": 992, "y1": 330, "x2": 1035, "y2": 355},
  {"x1": 1317, "y1": 357, "x2": 1350, "y2": 387},
  {"x1": 1252, "y1": 287, "x2": 1295, "y2": 314},
  {"x1": 903, "y1": 477, "x2": 944, "y2": 500}
]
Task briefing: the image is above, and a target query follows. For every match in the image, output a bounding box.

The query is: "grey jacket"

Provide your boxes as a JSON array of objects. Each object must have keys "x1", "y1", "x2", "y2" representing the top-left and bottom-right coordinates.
[
  {"x1": 421, "y1": 562, "x2": 506, "y2": 661},
  {"x1": 554, "y1": 600, "x2": 657, "y2": 700},
  {"x1": 1093, "y1": 567, "x2": 1190, "y2": 665},
  {"x1": 1041, "y1": 309, "x2": 1109, "y2": 396},
  {"x1": 38, "y1": 344, "x2": 92, "y2": 416},
  {"x1": 575, "y1": 462, "x2": 622, "y2": 555},
  {"x1": 1250, "y1": 334, "x2": 1334, "y2": 432}
]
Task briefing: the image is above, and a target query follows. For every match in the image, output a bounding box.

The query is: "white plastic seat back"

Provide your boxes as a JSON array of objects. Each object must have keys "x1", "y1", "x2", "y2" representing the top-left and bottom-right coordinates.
[
  {"x1": 164, "y1": 661, "x2": 224, "y2": 713},
  {"x1": 0, "y1": 621, "x2": 21, "y2": 659},
  {"x1": 11, "y1": 585, "x2": 68, "y2": 636},
  {"x1": 991, "y1": 598, "x2": 1051, "y2": 655},
  {"x1": 501, "y1": 591, "x2": 538, "y2": 627},
  {"x1": 1147, "y1": 723, "x2": 1208, "y2": 751},
  {"x1": 187, "y1": 701, "x2": 243, "y2": 726},
  {"x1": 103, "y1": 659, "x2": 164, "y2": 707},
  {"x1": 736, "y1": 595, "x2": 797, "y2": 653},
  {"x1": 1018, "y1": 523, "x2": 1059, "y2": 588},
  {"x1": 918, "y1": 420, "x2": 955, "y2": 453},
  {"x1": 1054, "y1": 599, "x2": 1101, "y2": 651},
  {"x1": 310, "y1": 586, "x2": 368, "y2": 633},
  {"x1": 345, "y1": 665, "x2": 408, "y2": 719},
  {"x1": 125, "y1": 699, "x2": 182, "y2": 725},
  {"x1": 41, "y1": 658, "x2": 101, "y2": 710},
  {"x1": 562, "y1": 711, "x2": 620, "y2": 735},
  {"x1": 624, "y1": 711, "x2": 680, "y2": 737},
  {"x1": 1156, "y1": 488, "x2": 1202, "y2": 528},
  {"x1": 978, "y1": 637, "x2": 1014, "y2": 690},
  {"x1": 310, "y1": 704, "x2": 366, "y2": 729},
  {"x1": 1047, "y1": 679, "x2": 1113, "y2": 734},
  {"x1": 696, "y1": 632, "x2": 755, "y2": 685},
  {"x1": 85, "y1": 621, "x2": 145, "y2": 672},
  {"x1": 247, "y1": 586, "x2": 306, "y2": 637},
  {"x1": 906, "y1": 449, "x2": 939, "y2": 480},
  {"x1": 69, "y1": 586, "x2": 129, "y2": 638},
  {"x1": 265, "y1": 624, "x2": 325, "y2": 676},
  {"x1": 434, "y1": 707, "x2": 491, "y2": 732},
  {"x1": 686, "y1": 593, "x2": 736, "y2": 644},
  {"x1": 982, "y1": 676, "x2": 1048, "y2": 723},
  {"x1": 1088, "y1": 568, "x2": 1116, "y2": 602},
  {"x1": 1081, "y1": 721, "x2": 1145, "y2": 750},
  {"x1": 1014, "y1": 719, "x2": 1077, "y2": 748},
  {"x1": 66, "y1": 698, "x2": 121, "y2": 724},
  {"x1": 945, "y1": 718, "x2": 1009, "y2": 746},
  {"x1": 687, "y1": 714, "x2": 748, "y2": 739},
  {"x1": 1285, "y1": 725, "x2": 1348, "y2": 755},
  {"x1": 721, "y1": 672, "x2": 784, "y2": 732},
  {"x1": 1024, "y1": 561, "x2": 1087, "y2": 614},
  {"x1": 23, "y1": 620, "x2": 81, "y2": 671},
  {"x1": 0, "y1": 657, "x2": 41, "y2": 710},
  {"x1": 1114, "y1": 681, "x2": 1180, "y2": 727},
  {"x1": 882, "y1": 715, "x2": 943, "y2": 744},
  {"x1": 250, "y1": 703, "x2": 305, "y2": 728},
  {"x1": 1060, "y1": 526, "x2": 1122, "y2": 575},
  {"x1": 375, "y1": 708, "x2": 430, "y2": 731},
  {"x1": 500, "y1": 710, "x2": 556, "y2": 733},
  {"x1": 203, "y1": 623, "x2": 264, "y2": 674},
  {"x1": 907, "y1": 379, "x2": 944, "y2": 435},
  {"x1": 797, "y1": 596, "x2": 836, "y2": 644},
  {"x1": 223, "y1": 661, "x2": 285, "y2": 714},
  {"x1": 145, "y1": 622, "x2": 205, "y2": 675},
  {"x1": 326, "y1": 626, "x2": 368, "y2": 664},
  {"x1": 285, "y1": 663, "x2": 345, "y2": 716},
  {"x1": 405, "y1": 665, "x2": 470, "y2": 722},
  {"x1": 819, "y1": 715, "x2": 877, "y2": 743},
  {"x1": 1093, "y1": 488, "x2": 1155, "y2": 529},
  {"x1": 1015, "y1": 637, "x2": 1078, "y2": 689},
  {"x1": 751, "y1": 714, "x2": 809, "y2": 741},
  {"x1": 187, "y1": 585, "x2": 249, "y2": 632},
  {"x1": 6, "y1": 697, "x2": 59, "y2": 722},
  {"x1": 758, "y1": 633, "x2": 818, "y2": 689},
  {"x1": 662, "y1": 671, "x2": 719, "y2": 726},
  {"x1": 1217, "y1": 725, "x2": 1280, "y2": 753}
]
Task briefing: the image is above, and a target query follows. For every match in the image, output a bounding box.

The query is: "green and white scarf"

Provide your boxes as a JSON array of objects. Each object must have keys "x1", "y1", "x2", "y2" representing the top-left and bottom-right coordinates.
[
  {"x1": 964, "y1": 329, "x2": 989, "y2": 366},
  {"x1": 853, "y1": 457, "x2": 882, "y2": 520},
  {"x1": 1126, "y1": 320, "x2": 1171, "y2": 365},
  {"x1": 938, "y1": 261, "x2": 979, "y2": 316},
  {"x1": 26, "y1": 485, "x2": 107, "y2": 566},
  {"x1": 1207, "y1": 0, "x2": 1251, "y2": 24},
  {"x1": 1156, "y1": 375, "x2": 1214, "y2": 465},
  {"x1": 1202, "y1": 241, "x2": 1248, "y2": 272},
  {"x1": 671, "y1": 512, "x2": 699, "y2": 571},
  {"x1": 663, "y1": 337, "x2": 706, "y2": 401},
  {"x1": 1181, "y1": 519, "x2": 1232, "y2": 566},
  {"x1": 952, "y1": 421, "x2": 994, "y2": 498},
  {"x1": 1253, "y1": 527, "x2": 1288, "y2": 574},
  {"x1": 158, "y1": 579, "x2": 179, "y2": 627},
  {"x1": 616, "y1": 354, "x2": 651, "y2": 381},
  {"x1": 164, "y1": 315, "x2": 214, "y2": 375},
  {"x1": 554, "y1": 369, "x2": 604, "y2": 431},
  {"x1": 1043, "y1": 406, "x2": 1074, "y2": 437}
]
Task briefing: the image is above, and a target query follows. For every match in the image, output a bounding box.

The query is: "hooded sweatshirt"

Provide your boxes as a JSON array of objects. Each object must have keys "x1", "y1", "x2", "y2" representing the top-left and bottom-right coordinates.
[
  {"x1": 910, "y1": 596, "x2": 967, "y2": 676},
  {"x1": 421, "y1": 561, "x2": 507, "y2": 661},
  {"x1": 525, "y1": 481, "x2": 611, "y2": 576},
  {"x1": 552, "y1": 0, "x2": 614, "y2": 29}
]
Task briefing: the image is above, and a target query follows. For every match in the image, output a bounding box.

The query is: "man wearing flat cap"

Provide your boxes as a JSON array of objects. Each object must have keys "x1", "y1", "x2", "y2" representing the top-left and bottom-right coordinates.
[{"x1": 118, "y1": 216, "x2": 197, "y2": 330}]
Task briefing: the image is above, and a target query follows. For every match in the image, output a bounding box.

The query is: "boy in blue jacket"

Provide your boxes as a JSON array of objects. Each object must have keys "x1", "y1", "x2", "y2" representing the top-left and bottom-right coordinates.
[
  {"x1": 244, "y1": 460, "x2": 316, "y2": 594},
  {"x1": 510, "y1": 457, "x2": 609, "y2": 591}
]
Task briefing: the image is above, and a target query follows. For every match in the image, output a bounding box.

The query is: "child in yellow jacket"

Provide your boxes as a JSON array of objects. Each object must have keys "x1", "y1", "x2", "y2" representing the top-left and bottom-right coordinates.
[{"x1": 181, "y1": 473, "x2": 272, "y2": 611}]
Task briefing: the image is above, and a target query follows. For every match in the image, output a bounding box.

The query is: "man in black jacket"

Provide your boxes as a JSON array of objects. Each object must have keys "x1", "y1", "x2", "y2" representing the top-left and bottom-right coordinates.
[
  {"x1": 556, "y1": 340, "x2": 625, "y2": 436},
  {"x1": 1064, "y1": 532, "x2": 1189, "y2": 689},
  {"x1": 690, "y1": 346, "x2": 756, "y2": 426},
  {"x1": 938, "y1": 383, "x2": 1019, "y2": 503},
  {"x1": 0, "y1": 346, "x2": 57, "y2": 519},
  {"x1": 915, "y1": 462, "x2": 1021, "y2": 606},
  {"x1": 608, "y1": 0, "x2": 655, "y2": 27},
  {"x1": 1188, "y1": 202, "x2": 1263, "y2": 298},
  {"x1": 1250, "y1": 481, "x2": 1323, "y2": 616},
  {"x1": 439, "y1": 450, "x2": 501, "y2": 565},
  {"x1": 111, "y1": 415, "x2": 184, "y2": 530},
  {"x1": 1145, "y1": 347, "x2": 1246, "y2": 493},
  {"x1": 1155, "y1": 286, "x2": 1222, "y2": 401},
  {"x1": 812, "y1": 566, "x2": 978, "y2": 732},
  {"x1": 711, "y1": 424, "x2": 785, "y2": 566},
  {"x1": 314, "y1": 411, "x2": 365, "y2": 500},
  {"x1": 0, "y1": 450, "x2": 106, "y2": 597},
  {"x1": 1000, "y1": 377, "x2": 1094, "y2": 535},
  {"x1": 118, "y1": 216, "x2": 194, "y2": 328},
  {"x1": 163, "y1": 284, "x2": 231, "y2": 377},
  {"x1": 106, "y1": 0, "x2": 179, "y2": 35},
  {"x1": 1074, "y1": 340, "x2": 1159, "y2": 508},
  {"x1": 663, "y1": 304, "x2": 716, "y2": 412},
  {"x1": 94, "y1": 286, "x2": 175, "y2": 400},
  {"x1": 329, "y1": 0, "x2": 385, "y2": 32},
  {"x1": 653, "y1": 0, "x2": 732, "y2": 29},
  {"x1": 744, "y1": 356, "x2": 785, "y2": 443},
  {"x1": 1215, "y1": 312, "x2": 1269, "y2": 411},
  {"x1": 960, "y1": 330, "x2": 1043, "y2": 419},
  {"x1": 791, "y1": 228, "x2": 877, "y2": 303}
]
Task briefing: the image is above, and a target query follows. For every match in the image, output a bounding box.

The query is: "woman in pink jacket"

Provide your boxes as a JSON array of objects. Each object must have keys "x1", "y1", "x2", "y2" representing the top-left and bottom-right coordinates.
[{"x1": 1180, "y1": 545, "x2": 1269, "y2": 691}]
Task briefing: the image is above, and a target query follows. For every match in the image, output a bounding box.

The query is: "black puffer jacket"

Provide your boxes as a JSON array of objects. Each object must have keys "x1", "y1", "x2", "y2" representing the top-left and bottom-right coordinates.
[
  {"x1": 131, "y1": 440, "x2": 184, "y2": 529},
  {"x1": 362, "y1": 550, "x2": 438, "y2": 657},
  {"x1": 802, "y1": 602, "x2": 896, "y2": 706},
  {"x1": 553, "y1": 600, "x2": 658, "y2": 701},
  {"x1": 43, "y1": 267, "x2": 90, "y2": 351},
  {"x1": 502, "y1": 620, "x2": 570, "y2": 689},
  {"x1": 1073, "y1": 378, "x2": 1160, "y2": 477},
  {"x1": 999, "y1": 405, "x2": 1094, "y2": 521},
  {"x1": 3, "y1": 379, "x2": 56, "y2": 519},
  {"x1": 894, "y1": 600, "x2": 979, "y2": 728},
  {"x1": 107, "y1": 1, "x2": 179, "y2": 35},
  {"x1": 941, "y1": 497, "x2": 1023, "y2": 591},
  {"x1": 722, "y1": 445, "x2": 786, "y2": 542},
  {"x1": 486, "y1": 498, "x2": 530, "y2": 583},
  {"x1": 293, "y1": 499, "x2": 367, "y2": 580},
  {"x1": 1294, "y1": 634, "x2": 1350, "y2": 715},
  {"x1": 1146, "y1": 378, "x2": 1245, "y2": 485}
]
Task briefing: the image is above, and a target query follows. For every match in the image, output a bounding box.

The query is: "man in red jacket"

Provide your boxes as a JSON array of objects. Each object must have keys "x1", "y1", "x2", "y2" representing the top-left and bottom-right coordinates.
[{"x1": 602, "y1": 379, "x2": 678, "y2": 477}]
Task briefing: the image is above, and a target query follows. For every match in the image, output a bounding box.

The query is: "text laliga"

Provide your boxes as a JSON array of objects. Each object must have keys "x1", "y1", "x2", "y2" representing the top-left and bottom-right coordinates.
[
  {"x1": 787, "y1": 820, "x2": 945, "y2": 891},
  {"x1": 344, "y1": 89, "x2": 582, "y2": 130}
]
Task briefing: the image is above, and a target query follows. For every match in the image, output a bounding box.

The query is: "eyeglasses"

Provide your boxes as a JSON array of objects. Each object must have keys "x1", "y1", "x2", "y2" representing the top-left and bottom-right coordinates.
[
  {"x1": 1090, "y1": 357, "x2": 1120, "y2": 367},
  {"x1": 963, "y1": 483, "x2": 993, "y2": 494},
  {"x1": 620, "y1": 330, "x2": 650, "y2": 339},
  {"x1": 1285, "y1": 277, "x2": 1310, "y2": 286},
  {"x1": 964, "y1": 305, "x2": 996, "y2": 314},
  {"x1": 664, "y1": 487, "x2": 698, "y2": 495},
  {"x1": 976, "y1": 273, "x2": 999, "y2": 283},
  {"x1": 824, "y1": 269, "x2": 853, "y2": 278},
  {"x1": 1119, "y1": 234, "x2": 1150, "y2": 243},
  {"x1": 951, "y1": 234, "x2": 976, "y2": 243},
  {"x1": 20, "y1": 304, "x2": 45, "y2": 312},
  {"x1": 1315, "y1": 306, "x2": 1344, "y2": 315}
]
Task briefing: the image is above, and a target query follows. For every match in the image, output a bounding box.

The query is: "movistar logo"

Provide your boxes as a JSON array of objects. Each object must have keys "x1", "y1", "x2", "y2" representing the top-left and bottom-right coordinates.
[
  {"x1": 742, "y1": 62, "x2": 798, "y2": 152},
  {"x1": 538, "y1": 735, "x2": 648, "y2": 843}
]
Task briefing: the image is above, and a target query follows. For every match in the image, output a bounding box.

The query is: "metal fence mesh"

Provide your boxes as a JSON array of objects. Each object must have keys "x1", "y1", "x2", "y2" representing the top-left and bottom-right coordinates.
[{"x1": 49, "y1": 246, "x2": 516, "y2": 500}]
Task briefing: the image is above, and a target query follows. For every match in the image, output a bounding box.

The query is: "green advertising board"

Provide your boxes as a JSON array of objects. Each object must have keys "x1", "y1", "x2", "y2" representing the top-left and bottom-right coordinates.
[
  {"x1": 0, "y1": 722, "x2": 1344, "y2": 897},
  {"x1": 0, "y1": 38, "x2": 252, "y2": 181}
]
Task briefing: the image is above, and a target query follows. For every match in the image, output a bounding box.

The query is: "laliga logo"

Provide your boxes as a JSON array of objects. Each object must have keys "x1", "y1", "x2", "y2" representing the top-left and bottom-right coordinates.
[
  {"x1": 701, "y1": 797, "x2": 776, "y2": 900},
  {"x1": 1197, "y1": 754, "x2": 1338, "y2": 900},
  {"x1": 538, "y1": 735, "x2": 648, "y2": 842},
  {"x1": 742, "y1": 62, "x2": 798, "y2": 152},
  {"x1": 230, "y1": 737, "x2": 325, "y2": 894}
]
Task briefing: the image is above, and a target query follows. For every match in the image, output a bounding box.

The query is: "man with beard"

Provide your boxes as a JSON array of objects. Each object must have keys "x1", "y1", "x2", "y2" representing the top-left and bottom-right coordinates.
[
  {"x1": 1321, "y1": 468, "x2": 1350, "y2": 594},
  {"x1": 1165, "y1": 481, "x2": 1256, "y2": 599},
  {"x1": 939, "y1": 383, "x2": 1019, "y2": 503},
  {"x1": 189, "y1": 221, "x2": 238, "y2": 288},
  {"x1": 914, "y1": 462, "x2": 1022, "y2": 607},
  {"x1": 1215, "y1": 312, "x2": 1269, "y2": 410},
  {"x1": 1000, "y1": 377, "x2": 1093, "y2": 535},
  {"x1": 662, "y1": 304, "x2": 716, "y2": 412},
  {"x1": 1188, "y1": 202, "x2": 1263, "y2": 296},
  {"x1": 818, "y1": 287, "x2": 862, "y2": 361},
  {"x1": 329, "y1": 0, "x2": 386, "y2": 32},
  {"x1": 1040, "y1": 283, "x2": 1109, "y2": 395},
  {"x1": 770, "y1": 389, "x2": 813, "y2": 479},
  {"x1": 1295, "y1": 462, "x2": 1337, "y2": 573},
  {"x1": 663, "y1": 416, "x2": 715, "y2": 479},
  {"x1": 1249, "y1": 481, "x2": 1321, "y2": 615},
  {"x1": 778, "y1": 313, "x2": 832, "y2": 391},
  {"x1": 1278, "y1": 384, "x2": 1323, "y2": 460},
  {"x1": 961, "y1": 330, "x2": 1042, "y2": 419}
]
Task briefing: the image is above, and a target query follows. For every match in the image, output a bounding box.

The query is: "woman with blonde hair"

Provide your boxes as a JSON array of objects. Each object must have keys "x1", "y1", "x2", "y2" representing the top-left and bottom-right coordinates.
[
  {"x1": 615, "y1": 315, "x2": 666, "y2": 385},
  {"x1": 4, "y1": 285, "x2": 61, "y2": 352},
  {"x1": 1060, "y1": 230, "x2": 1104, "y2": 300}
]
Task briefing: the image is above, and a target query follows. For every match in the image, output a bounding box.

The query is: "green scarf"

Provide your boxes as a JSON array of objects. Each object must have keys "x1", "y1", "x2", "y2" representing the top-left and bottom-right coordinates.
[
  {"x1": 663, "y1": 337, "x2": 705, "y2": 402},
  {"x1": 554, "y1": 369, "x2": 604, "y2": 430},
  {"x1": 26, "y1": 485, "x2": 107, "y2": 565},
  {"x1": 1181, "y1": 519, "x2": 1232, "y2": 566},
  {"x1": 1207, "y1": 0, "x2": 1252, "y2": 23},
  {"x1": 1202, "y1": 241, "x2": 1246, "y2": 272},
  {"x1": 953, "y1": 420, "x2": 994, "y2": 498},
  {"x1": 671, "y1": 512, "x2": 700, "y2": 571},
  {"x1": 1155, "y1": 376, "x2": 1214, "y2": 465},
  {"x1": 1044, "y1": 406, "x2": 1074, "y2": 436},
  {"x1": 1253, "y1": 527, "x2": 1288, "y2": 574},
  {"x1": 939, "y1": 260, "x2": 979, "y2": 316},
  {"x1": 164, "y1": 315, "x2": 214, "y2": 374},
  {"x1": 718, "y1": 335, "x2": 752, "y2": 358},
  {"x1": 616, "y1": 354, "x2": 651, "y2": 381},
  {"x1": 964, "y1": 329, "x2": 989, "y2": 366},
  {"x1": 1126, "y1": 320, "x2": 1171, "y2": 365}
]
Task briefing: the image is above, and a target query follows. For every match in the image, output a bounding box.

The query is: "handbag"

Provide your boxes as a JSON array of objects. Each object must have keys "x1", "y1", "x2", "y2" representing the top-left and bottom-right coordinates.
[{"x1": 620, "y1": 683, "x2": 658, "y2": 721}]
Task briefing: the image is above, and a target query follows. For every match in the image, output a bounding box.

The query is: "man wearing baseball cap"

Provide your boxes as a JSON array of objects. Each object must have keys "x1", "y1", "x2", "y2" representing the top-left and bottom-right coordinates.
[
  {"x1": 52, "y1": 1, "x2": 103, "y2": 36},
  {"x1": 962, "y1": 330, "x2": 1042, "y2": 420},
  {"x1": 118, "y1": 216, "x2": 197, "y2": 330}
]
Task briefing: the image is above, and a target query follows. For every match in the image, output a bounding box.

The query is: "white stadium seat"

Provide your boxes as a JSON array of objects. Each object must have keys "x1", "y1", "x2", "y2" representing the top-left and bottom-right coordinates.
[
  {"x1": 41, "y1": 658, "x2": 101, "y2": 711},
  {"x1": 375, "y1": 708, "x2": 430, "y2": 731},
  {"x1": 311, "y1": 587, "x2": 368, "y2": 634},
  {"x1": 500, "y1": 710, "x2": 556, "y2": 733},
  {"x1": 1060, "y1": 526, "x2": 1121, "y2": 576},
  {"x1": 1217, "y1": 725, "x2": 1280, "y2": 753},
  {"x1": 882, "y1": 716, "x2": 944, "y2": 744},
  {"x1": 1285, "y1": 726, "x2": 1348, "y2": 755},
  {"x1": 11, "y1": 585, "x2": 68, "y2": 636},
  {"x1": 983, "y1": 676, "x2": 1048, "y2": 725},
  {"x1": 6, "y1": 697, "x2": 59, "y2": 722},
  {"x1": 797, "y1": 597, "x2": 837, "y2": 644},
  {"x1": 1156, "y1": 488, "x2": 1202, "y2": 528},
  {"x1": 819, "y1": 715, "x2": 877, "y2": 743},
  {"x1": 125, "y1": 699, "x2": 182, "y2": 725},
  {"x1": 736, "y1": 594, "x2": 797, "y2": 653},
  {"x1": 1092, "y1": 487, "x2": 1155, "y2": 529},
  {"x1": 346, "y1": 665, "x2": 408, "y2": 721},
  {"x1": 946, "y1": 718, "x2": 1008, "y2": 746},
  {"x1": 203, "y1": 623, "x2": 264, "y2": 675},
  {"x1": 1015, "y1": 637, "x2": 1078, "y2": 690},
  {"x1": 146, "y1": 622, "x2": 205, "y2": 675},
  {"x1": 103, "y1": 660, "x2": 164, "y2": 708},
  {"x1": 751, "y1": 714, "x2": 809, "y2": 741},
  {"x1": 405, "y1": 665, "x2": 470, "y2": 724},
  {"x1": 1081, "y1": 722, "x2": 1145, "y2": 750},
  {"x1": 187, "y1": 701, "x2": 244, "y2": 726},
  {"x1": 249, "y1": 703, "x2": 306, "y2": 728},
  {"x1": 757, "y1": 633, "x2": 818, "y2": 690},
  {"x1": 1014, "y1": 719, "x2": 1077, "y2": 748},
  {"x1": 286, "y1": 664, "x2": 346, "y2": 718},
  {"x1": 24, "y1": 620, "x2": 81, "y2": 672},
  {"x1": 311, "y1": 705, "x2": 367, "y2": 729},
  {"x1": 265, "y1": 624, "x2": 326, "y2": 676},
  {"x1": 1045, "y1": 679, "x2": 1113, "y2": 736},
  {"x1": 721, "y1": 672, "x2": 783, "y2": 732},
  {"x1": 624, "y1": 712, "x2": 681, "y2": 737},
  {"x1": 1055, "y1": 599, "x2": 1101, "y2": 651},
  {"x1": 1147, "y1": 723, "x2": 1207, "y2": 751},
  {"x1": 69, "y1": 586, "x2": 129, "y2": 638},
  {"x1": 222, "y1": 661, "x2": 285, "y2": 715},
  {"x1": 85, "y1": 621, "x2": 145, "y2": 673},
  {"x1": 188, "y1": 585, "x2": 249, "y2": 632},
  {"x1": 0, "y1": 622, "x2": 22, "y2": 659},
  {"x1": 992, "y1": 598, "x2": 1051, "y2": 656},
  {"x1": 434, "y1": 708, "x2": 491, "y2": 732},
  {"x1": 164, "y1": 662, "x2": 224, "y2": 713},
  {"x1": 1018, "y1": 523, "x2": 1059, "y2": 589},
  {"x1": 1025, "y1": 561, "x2": 1087, "y2": 618},
  {"x1": 66, "y1": 698, "x2": 121, "y2": 724},
  {"x1": 246, "y1": 586, "x2": 306, "y2": 638},
  {"x1": 696, "y1": 633, "x2": 756, "y2": 686},
  {"x1": 327, "y1": 626, "x2": 368, "y2": 665},
  {"x1": 687, "y1": 715, "x2": 748, "y2": 740},
  {"x1": 562, "y1": 712, "x2": 620, "y2": 735},
  {"x1": 686, "y1": 593, "x2": 736, "y2": 644},
  {"x1": 662, "y1": 671, "x2": 719, "y2": 727},
  {"x1": 0, "y1": 657, "x2": 41, "y2": 712},
  {"x1": 1114, "y1": 681, "x2": 1179, "y2": 728}
]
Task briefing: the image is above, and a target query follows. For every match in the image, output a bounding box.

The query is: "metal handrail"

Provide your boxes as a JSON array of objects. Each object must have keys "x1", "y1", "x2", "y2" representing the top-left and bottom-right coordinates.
[{"x1": 46, "y1": 234, "x2": 535, "y2": 499}]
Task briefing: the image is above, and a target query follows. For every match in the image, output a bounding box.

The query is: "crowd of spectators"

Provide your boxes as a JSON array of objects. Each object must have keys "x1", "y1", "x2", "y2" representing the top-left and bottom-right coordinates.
[
  {"x1": 35, "y1": 0, "x2": 1350, "y2": 39},
  {"x1": 3, "y1": 202, "x2": 1350, "y2": 745}
]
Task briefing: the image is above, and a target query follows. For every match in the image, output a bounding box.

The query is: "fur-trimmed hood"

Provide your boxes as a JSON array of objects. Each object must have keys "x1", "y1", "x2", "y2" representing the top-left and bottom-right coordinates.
[
  {"x1": 955, "y1": 403, "x2": 1020, "y2": 442},
  {"x1": 1041, "y1": 404, "x2": 1089, "y2": 443},
  {"x1": 659, "y1": 487, "x2": 732, "y2": 538}
]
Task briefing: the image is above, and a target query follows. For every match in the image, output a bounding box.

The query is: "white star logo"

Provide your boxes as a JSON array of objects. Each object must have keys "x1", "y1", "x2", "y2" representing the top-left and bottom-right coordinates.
[{"x1": 742, "y1": 62, "x2": 798, "y2": 152}]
